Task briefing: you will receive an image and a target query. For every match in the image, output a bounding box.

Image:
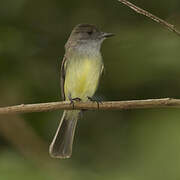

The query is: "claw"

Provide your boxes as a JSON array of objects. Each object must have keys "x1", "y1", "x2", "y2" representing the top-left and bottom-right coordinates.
[
  {"x1": 69, "y1": 97, "x2": 82, "y2": 109},
  {"x1": 70, "y1": 99, "x2": 75, "y2": 109},
  {"x1": 87, "y1": 96, "x2": 102, "y2": 109},
  {"x1": 72, "y1": 97, "x2": 81, "y2": 101}
]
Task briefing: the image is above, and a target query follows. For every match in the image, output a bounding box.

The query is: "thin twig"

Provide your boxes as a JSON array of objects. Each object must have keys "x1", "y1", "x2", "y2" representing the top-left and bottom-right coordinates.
[
  {"x1": 118, "y1": 0, "x2": 180, "y2": 36},
  {"x1": 0, "y1": 98, "x2": 180, "y2": 115}
]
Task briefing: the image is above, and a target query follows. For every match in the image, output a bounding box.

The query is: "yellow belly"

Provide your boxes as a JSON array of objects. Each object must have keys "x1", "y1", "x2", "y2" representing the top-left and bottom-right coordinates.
[{"x1": 64, "y1": 58, "x2": 102, "y2": 101}]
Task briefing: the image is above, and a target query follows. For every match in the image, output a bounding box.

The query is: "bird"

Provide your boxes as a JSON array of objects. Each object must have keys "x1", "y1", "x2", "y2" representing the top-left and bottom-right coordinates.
[{"x1": 49, "y1": 24, "x2": 114, "y2": 158}]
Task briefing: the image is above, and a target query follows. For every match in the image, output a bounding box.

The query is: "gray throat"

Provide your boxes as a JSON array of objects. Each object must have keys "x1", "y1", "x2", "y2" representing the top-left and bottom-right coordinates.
[{"x1": 68, "y1": 41, "x2": 102, "y2": 58}]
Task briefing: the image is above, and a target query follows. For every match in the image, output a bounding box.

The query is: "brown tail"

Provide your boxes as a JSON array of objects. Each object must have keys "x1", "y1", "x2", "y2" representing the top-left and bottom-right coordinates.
[{"x1": 49, "y1": 110, "x2": 80, "y2": 158}]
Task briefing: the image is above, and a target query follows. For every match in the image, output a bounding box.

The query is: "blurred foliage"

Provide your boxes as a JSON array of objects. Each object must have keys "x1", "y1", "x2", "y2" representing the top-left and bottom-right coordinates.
[{"x1": 1, "y1": 0, "x2": 180, "y2": 179}]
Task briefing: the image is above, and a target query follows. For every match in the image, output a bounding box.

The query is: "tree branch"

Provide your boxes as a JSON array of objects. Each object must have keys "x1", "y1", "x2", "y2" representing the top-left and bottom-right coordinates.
[
  {"x1": 118, "y1": 0, "x2": 180, "y2": 36},
  {"x1": 0, "y1": 98, "x2": 180, "y2": 115}
]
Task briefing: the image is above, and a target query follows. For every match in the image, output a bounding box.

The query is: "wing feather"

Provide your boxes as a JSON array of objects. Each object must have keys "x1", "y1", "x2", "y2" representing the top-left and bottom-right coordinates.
[{"x1": 60, "y1": 56, "x2": 67, "y2": 100}]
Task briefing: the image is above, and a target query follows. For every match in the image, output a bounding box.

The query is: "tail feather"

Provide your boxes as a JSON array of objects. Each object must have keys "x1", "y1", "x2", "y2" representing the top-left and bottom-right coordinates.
[{"x1": 49, "y1": 110, "x2": 80, "y2": 158}]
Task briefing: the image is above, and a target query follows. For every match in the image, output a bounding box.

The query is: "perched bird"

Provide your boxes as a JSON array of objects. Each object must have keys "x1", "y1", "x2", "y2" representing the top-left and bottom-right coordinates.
[{"x1": 49, "y1": 24, "x2": 114, "y2": 158}]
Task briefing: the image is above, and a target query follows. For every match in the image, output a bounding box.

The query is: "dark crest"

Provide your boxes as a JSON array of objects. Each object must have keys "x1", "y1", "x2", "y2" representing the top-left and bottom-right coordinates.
[
  {"x1": 73, "y1": 24, "x2": 100, "y2": 35},
  {"x1": 68, "y1": 24, "x2": 102, "y2": 41}
]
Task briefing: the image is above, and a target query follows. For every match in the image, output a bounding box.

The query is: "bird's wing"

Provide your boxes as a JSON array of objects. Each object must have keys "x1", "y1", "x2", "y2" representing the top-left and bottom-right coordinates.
[{"x1": 60, "y1": 56, "x2": 67, "y2": 101}]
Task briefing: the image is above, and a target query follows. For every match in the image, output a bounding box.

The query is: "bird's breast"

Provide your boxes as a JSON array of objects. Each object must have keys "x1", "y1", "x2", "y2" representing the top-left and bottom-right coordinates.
[{"x1": 64, "y1": 57, "x2": 103, "y2": 100}]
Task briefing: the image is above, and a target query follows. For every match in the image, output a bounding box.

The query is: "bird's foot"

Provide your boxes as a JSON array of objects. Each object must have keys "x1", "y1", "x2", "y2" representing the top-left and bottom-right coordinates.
[
  {"x1": 69, "y1": 97, "x2": 82, "y2": 109},
  {"x1": 87, "y1": 96, "x2": 102, "y2": 109}
]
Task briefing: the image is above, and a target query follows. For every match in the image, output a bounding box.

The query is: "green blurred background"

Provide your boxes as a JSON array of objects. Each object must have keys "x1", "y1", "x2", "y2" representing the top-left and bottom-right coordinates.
[{"x1": 1, "y1": 0, "x2": 180, "y2": 179}]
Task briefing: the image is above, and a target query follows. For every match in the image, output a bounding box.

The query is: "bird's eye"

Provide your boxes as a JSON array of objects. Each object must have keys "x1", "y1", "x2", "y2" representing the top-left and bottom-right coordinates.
[{"x1": 87, "y1": 31, "x2": 93, "y2": 35}]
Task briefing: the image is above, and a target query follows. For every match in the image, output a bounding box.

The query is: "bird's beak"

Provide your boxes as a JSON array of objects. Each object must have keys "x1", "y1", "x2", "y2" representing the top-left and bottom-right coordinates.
[{"x1": 101, "y1": 32, "x2": 115, "y2": 38}]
